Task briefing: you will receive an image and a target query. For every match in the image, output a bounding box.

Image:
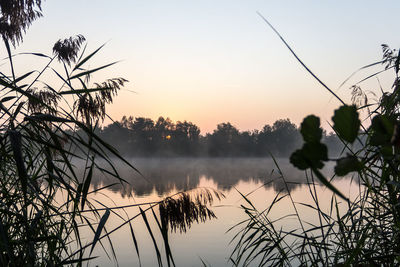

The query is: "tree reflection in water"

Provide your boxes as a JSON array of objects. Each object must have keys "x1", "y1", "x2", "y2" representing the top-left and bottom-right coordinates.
[{"x1": 77, "y1": 158, "x2": 345, "y2": 197}]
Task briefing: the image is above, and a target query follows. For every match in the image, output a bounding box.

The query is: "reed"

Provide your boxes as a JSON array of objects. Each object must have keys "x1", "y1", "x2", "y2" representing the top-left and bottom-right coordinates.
[
  {"x1": 231, "y1": 15, "x2": 400, "y2": 266},
  {"x1": 0, "y1": 2, "x2": 222, "y2": 266}
]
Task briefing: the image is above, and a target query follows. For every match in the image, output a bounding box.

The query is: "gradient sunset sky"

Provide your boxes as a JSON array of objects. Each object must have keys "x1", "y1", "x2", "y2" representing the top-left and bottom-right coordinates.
[{"x1": 15, "y1": 1, "x2": 400, "y2": 133}]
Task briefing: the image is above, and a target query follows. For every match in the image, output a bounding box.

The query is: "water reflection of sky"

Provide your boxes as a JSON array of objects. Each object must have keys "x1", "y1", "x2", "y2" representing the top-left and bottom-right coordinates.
[
  {"x1": 86, "y1": 158, "x2": 349, "y2": 197},
  {"x1": 76, "y1": 158, "x2": 358, "y2": 266}
]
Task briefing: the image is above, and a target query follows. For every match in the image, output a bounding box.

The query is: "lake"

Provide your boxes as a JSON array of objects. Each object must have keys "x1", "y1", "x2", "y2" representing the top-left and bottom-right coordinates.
[{"x1": 75, "y1": 158, "x2": 358, "y2": 266}]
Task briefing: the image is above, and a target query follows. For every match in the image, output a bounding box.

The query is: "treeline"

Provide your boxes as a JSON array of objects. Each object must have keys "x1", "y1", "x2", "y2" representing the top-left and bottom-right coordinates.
[{"x1": 96, "y1": 116, "x2": 343, "y2": 157}]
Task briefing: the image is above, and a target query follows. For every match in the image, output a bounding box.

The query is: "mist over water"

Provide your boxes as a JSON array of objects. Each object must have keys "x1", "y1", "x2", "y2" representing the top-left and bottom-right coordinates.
[
  {"x1": 84, "y1": 157, "x2": 344, "y2": 197},
  {"x1": 72, "y1": 157, "x2": 357, "y2": 266}
]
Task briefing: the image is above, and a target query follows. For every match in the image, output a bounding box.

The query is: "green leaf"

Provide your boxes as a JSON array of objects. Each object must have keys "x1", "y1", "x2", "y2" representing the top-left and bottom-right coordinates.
[
  {"x1": 90, "y1": 208, "x2": 110, "y2": 255},
  {"x1": 290, "y1": 142, "x2": 328, "y2": 170},
  {"x1": 153, "y1": 206, "x2": 175, "y2": 267},
  {"x1": 59, "y1": 87, "x2": 113, "y2": 95},
  {"x1": 370, "y1": 115, "x2": 395, "y2": 146},
  {"x1": 302, "y1": 142, "x2": 328, "y2": 169},
  {"x1": 139, "y1": 207, "x2": 162, "y2": 266},
  {"x1": 81, "y1": 159, "x2": 94, "y2": 210},
  {"x1": 300, "y1": 115, "x2": 322, "y2": 143},
  {"x1": 380, "y1": 145, "x2": 394, "y2": 159},
  {"x1": 8, "y1": 131, "x2": 27, "y2": 196},
  {"x1": 128, "y1": 222, "x2": 141, "y2": 266},
  {"x1": 18, "y1": 52, "x2": 52, "y2": 59},
  {"x1": 69, "y1": 62, "x2": 117, "y2": 80},
  {"x1": 0, "y1": 217, "x2": 10, "y2": 256},
  {"x1": 61, "y1": 256, "x2": 99, "y2": 264},
  {"x1": 290, "y1": 149, "x2": 309, "y2": 170},
  {"x1": 25, "y1": 114, "x2": 73, "y2": 123},
  {"x1": 332, "y1": 105, "x2": 360, "y2": 143},
  {"x1": 335, "y1": 155, "x2": 363, "y2": 176},
  {"x1": 0, "y1": 103, "x2": 12, "y2": 116},
  {"x1": 387, "y1": 181, "x2": 400, "y2": 189},
  {"x1": 395, "y1": 50, "x2": 400, "y2": 74},
  {"x1": 0, "y1": 96, "x2": 16, "y2": 103},
  {"x1": 0, "y1": 76, "x2": 42, "y2": 103},
  {"x1": 14, "y1": 71, "x2": 35, "y2": 84},
  {"x1": 73, "y1": 43, "x2": 105, "y2": 71}
]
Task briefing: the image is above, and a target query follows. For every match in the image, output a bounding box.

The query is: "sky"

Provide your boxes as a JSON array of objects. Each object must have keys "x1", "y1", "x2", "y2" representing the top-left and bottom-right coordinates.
[{"x1": 13, "y1": 1, "x2": 400, "y2": 133}]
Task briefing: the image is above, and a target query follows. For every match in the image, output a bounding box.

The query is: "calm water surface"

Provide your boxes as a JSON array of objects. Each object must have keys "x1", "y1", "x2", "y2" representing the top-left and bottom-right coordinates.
[{"x1": 77, "y1": 158, "x2": 357, "y2": 267}]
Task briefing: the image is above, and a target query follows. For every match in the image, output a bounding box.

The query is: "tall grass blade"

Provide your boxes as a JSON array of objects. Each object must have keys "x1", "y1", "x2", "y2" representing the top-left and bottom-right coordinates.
[
  {"x1": 69, "y1": 62, "x2": 118, "y2": 80},
  {"x1": 73, "y1": 43, "x2": 105, "y2": 71},
  {"x1": 8, "y1": 130, "x2": 27, "y2": 195},
  {"x1": 14, "y1": 71, "x2": 35, "y2": 84},
  {"x1": 152, "y1": 207, "x2": 175, "y2": 267},
  {"x1": 256, "y1": 12, "x2": 345, "y2": 105},
  {"x1": 80, "y1": 158, "x2": 94, "y2": 210},
  {"x1": 18, "y1": 52, "x2": 51, "y2": 59},
  {"x1": 339, "y1": 61, "x2": 383, "y2": 88},
  {"x1": 311, "y1": 167, "x2": 348, "y2": 201},
  {"x1": 59, "y1": 87, "x2": 114, "y2": 95},
  {"x1": 128, "y1": 221, "x2": 141, "y2": 267},
  {"x1": 90, "y1": 208, "x2": 110, "y2": 255},
  {"x1": 140, "y1": 207, "x2": 163, "y2": 267}
]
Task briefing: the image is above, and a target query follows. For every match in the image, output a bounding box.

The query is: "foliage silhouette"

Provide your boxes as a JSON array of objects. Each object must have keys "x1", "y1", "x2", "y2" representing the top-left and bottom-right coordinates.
[
  {"x1": 231, "y1": 14, "x2": 400, "y2": 266},
  {"x1": 0, "y1": 2, "x2": 222, "y2": 266},
  {"x1": 98, "y1": 117, "x2": 343, "y2": 158}
]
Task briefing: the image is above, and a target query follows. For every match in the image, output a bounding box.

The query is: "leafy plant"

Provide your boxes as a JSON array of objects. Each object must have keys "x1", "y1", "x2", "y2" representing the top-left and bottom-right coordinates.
[
  {"x1": 231, "y1": 14, "x2": 400, "y2": 266},
  {"x1": 0, "y1": 2, "x2": 222, "y2": 266}
]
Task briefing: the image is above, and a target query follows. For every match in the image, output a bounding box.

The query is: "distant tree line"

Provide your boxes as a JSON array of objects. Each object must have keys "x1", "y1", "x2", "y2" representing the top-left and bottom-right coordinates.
[{"x1": 96, "y1": 116, "x2": 343, "y2": 157}]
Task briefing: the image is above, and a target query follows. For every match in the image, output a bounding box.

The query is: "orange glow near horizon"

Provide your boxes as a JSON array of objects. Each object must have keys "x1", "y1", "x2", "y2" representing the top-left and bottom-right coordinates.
[{"x1": 16, "y1": 1, "x2": 400, "y2": 134}]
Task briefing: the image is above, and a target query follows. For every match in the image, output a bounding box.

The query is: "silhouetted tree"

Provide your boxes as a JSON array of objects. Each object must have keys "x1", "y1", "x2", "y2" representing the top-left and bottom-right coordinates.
[
  {"x1": 172, "y1": 121, "x2": 200, "y2": 155},
  {"x1": 208, "y1": 122, "x2": 241, "y2": 156},
  {"x1": 153, "y1": 117, "x2": 174, "y2": 155},
  {"x1": 257, "y1": 119, "x2": 301, "y2": 157},
  {"x1": 257, "y1": 124, "x2": 273, "y2": 156},
  {"x1": 96, "y1": 116, "x2": 342, "y2": 158},
  {"x1": 131, "y1": 117, "x2": 156, "y2": 155},
  {"x1": 238, "y1": 130, "x2": 257, "y2": 156},
  {"x1": 271, "y1": 119, "x2": 301, "y2": 156},
  {"x1": 101, "y1": 121, "x2": 131, "y2": 154}
]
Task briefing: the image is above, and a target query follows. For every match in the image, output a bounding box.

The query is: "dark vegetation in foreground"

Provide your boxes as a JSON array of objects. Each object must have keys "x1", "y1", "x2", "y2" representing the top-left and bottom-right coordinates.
[
  {"x1": 96, "y1": 117, "x2": 344, "y2": 157},
  {"x1": 0, "y1": 1, "x2": 222, "y2": 266},
  {"x1": 3, "y1": 1, "x2": 400, "y2": 266},
  {"x1": 230, "y1": 13, "x2": 400, "y2": 266}
]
